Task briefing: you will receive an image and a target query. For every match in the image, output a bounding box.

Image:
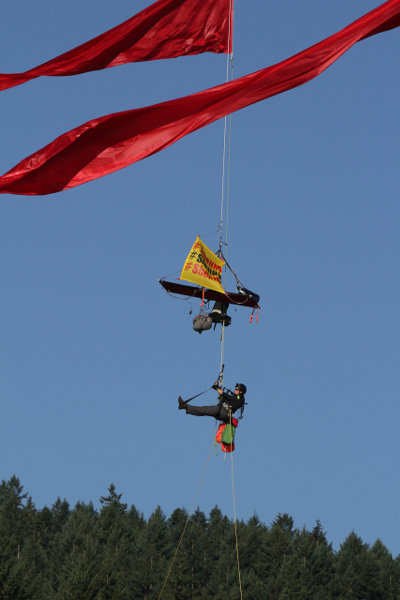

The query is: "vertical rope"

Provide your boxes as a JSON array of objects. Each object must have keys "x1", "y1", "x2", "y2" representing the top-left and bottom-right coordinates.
[
  {"x1": 158, "y1": 440, "x2": 216, "y2": 599},
  {"x1": 220, "y1": 9, "x2": 242, "y2": 594},
  {"x1": 231, "y1": 449, "x2": 243, "y2": 600},
  {"x1": 219, "y1": 123, "x2": 227, "y2": 251},
  {"x1": 228, "y1": 408, "x2": 243, "y2": 599},
  {"x1": 219, "y1": 0, "x2": 233, "y2": 249},
  {"x1": 219, "y1": 0, "x2": 234, "y2": 386},
  {"x1": 219, "y1": 321, "x2": 225, "y2": 386}
]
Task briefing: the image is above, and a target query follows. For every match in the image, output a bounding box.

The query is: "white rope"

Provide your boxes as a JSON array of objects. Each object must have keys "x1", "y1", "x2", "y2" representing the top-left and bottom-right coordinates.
[
  {"x1": 219, "y1": 0, "x2": 234, "y2": 384},
  {"x1": 219, "y1": 0, "x2": 234, "y2": 252}
]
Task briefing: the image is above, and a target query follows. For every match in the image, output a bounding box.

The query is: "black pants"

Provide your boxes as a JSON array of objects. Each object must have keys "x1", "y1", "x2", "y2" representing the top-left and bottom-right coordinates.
[{"x1": 185, "y1": 403, "x2": 229, "y2": 422}]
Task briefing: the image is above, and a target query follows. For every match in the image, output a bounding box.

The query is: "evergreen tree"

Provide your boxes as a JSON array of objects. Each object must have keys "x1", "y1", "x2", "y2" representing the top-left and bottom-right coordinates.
[
  {"x1": 53, "y1": 500, "x2": 100, "y2": 600},
  {"x1": 206, "y1": 508, "x2": 239, "y2": 600},
  {"x1": 2, "y1": 475, "x2": 400, "y2": 600},
  {"x1": 0, "y1": 476, "x2": 44, "y2": 599},
  {"x1": 94, "y1": 484, "x2": 138, "y2": 600},
  {"x1": 163, "y1": 508, "x2": 192, "y2": 600},
  {"x1": 0, "y1": 475, "x2": 28, "y2": 560},
  {"x1": 51, "y1": 497, "x2": 71, "y2": 534},
  {"x1": 293, "y1": 521, "x2": 335, "y2": 600},
  {"x1": 43, "y1": 497, "x2": 71, "y2": 593},
  {"x1": 136, "y1": 505, "x2": 171, "y2": 599},
  {"x1": 393, "y1": 555, "x2": 400, "y2": 600},
  {"x1": 264, "y1": 513, "x2": 297, "y2": 599},
  {"x1": 277, "y1": 553, "x2": 307, "y2": 600},
  {"x1": 370, "y1": 539, "x2": 399, "y2": 600},
  {"x1": 333, "y1": 531, "x2": 383, "y2": 600},
  {"x1": 180, "y1": 508, "x2": 210, "y2": 599},
  {"x1": 17, "y1": 497, "x2": 50, "y2": 598},
  {"x1": 362, "y1": 551, "x2": 384, "y2": 600},
  {"x1": 99, "y1": 483, "x2": 127, "y2": 509},
  {"x1": 239, "y1": 513, "x2": 269, "y2": 599}
]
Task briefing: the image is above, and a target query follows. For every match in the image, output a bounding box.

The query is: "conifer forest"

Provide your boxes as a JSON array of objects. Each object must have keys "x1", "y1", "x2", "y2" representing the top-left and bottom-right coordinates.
[{"x1": 1, "y1": 476, "x2": 399, "y2": 599}]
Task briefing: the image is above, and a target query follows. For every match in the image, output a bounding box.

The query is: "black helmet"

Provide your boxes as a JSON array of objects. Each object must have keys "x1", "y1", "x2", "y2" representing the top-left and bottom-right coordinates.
[{"x1": 235, "y1": 383, "x2": 247, "y2": 394}]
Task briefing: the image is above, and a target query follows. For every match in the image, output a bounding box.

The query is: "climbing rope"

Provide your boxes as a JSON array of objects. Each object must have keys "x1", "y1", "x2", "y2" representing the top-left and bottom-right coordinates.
[
  {"x1": 158, "y1": 439, "x2": 215, "y2": 599},
  {"x1": 229, "y1": 411, "x2": 243, "y2": 600},
  {"x1": 218, "y1": 0, "x2": 234, "y2": 252},
  {"x1": 161, "y1": 3, "x2": 242, "y2": 596},
  {"x1": 218, "y1": 0, "x2": 234, "y2": 386},
  {"x1": 219, "y1": 7, "x2": 243, "y2": 595}
]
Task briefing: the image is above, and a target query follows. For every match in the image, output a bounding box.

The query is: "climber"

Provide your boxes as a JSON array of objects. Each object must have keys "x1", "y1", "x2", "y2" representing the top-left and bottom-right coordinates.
[{"x1": 178, "y1": 382, "x2": 246, "y2": 422}]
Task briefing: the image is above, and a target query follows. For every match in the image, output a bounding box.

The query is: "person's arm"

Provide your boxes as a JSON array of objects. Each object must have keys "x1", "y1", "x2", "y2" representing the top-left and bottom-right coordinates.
[{"x1": 212, "y1": 381, "x2": 224, "y2": 395}]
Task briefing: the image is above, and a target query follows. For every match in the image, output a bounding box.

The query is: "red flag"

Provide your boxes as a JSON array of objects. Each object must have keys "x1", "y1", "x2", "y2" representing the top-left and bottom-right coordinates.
[
  {"x1": 0, "y1": 0, "x2": 232, "y2": 92},
  {"x1": 1, "y1": 0, "x2": 399, "y2": 195}
]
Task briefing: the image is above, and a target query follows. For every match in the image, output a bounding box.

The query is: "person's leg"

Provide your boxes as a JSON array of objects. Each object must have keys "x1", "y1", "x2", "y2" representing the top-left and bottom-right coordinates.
[{"x1": 185, "y1": 404, "x2": 221, "y2": 418}]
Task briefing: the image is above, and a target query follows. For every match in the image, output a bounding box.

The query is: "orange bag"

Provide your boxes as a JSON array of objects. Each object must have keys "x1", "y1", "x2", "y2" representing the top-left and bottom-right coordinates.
[
  {"x1": 216, "y1": 423, "x2": 225, "y2": 443},
  {"x1": 216, "y1": 420, "x2": 238, "y2": 452}
]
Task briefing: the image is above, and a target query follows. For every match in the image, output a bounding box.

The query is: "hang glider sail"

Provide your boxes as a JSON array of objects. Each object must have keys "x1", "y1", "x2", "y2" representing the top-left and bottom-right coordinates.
[{"x1": 159, "y1": 236, "x2": 260, "y2": 331}]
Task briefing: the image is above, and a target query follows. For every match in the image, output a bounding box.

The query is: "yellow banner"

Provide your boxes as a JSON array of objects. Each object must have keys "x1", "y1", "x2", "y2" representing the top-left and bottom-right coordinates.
[{"x1": 180, "y1": 236, "x2": 225, "y2": 294}]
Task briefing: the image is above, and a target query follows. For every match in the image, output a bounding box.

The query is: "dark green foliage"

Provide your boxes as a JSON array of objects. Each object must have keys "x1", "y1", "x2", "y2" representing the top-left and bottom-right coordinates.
[
  {"x1": 51, "y1": 500, "x2": 100, "y2": 600},
  {"x1": 0, "y1": 476, "x2": 48, "y2": 599},
  {"x1": 135, "y1": 505, "x2": 172, "y2": 599},
  {"x1": 239, "y1": 513, "x2": 269, "y2": 599},
  {"x1": 1, "y1": 476, "x2": 400, "y2": 600},
  {"x1": 371, "y1": 539, "x2": 399, "y2": 600},
  {"x1": 292, "y1": 522, "x2": 335, "y2": 600},
  {"x1": 333, "y1": 531, "x2": 387, "y2": 600}
]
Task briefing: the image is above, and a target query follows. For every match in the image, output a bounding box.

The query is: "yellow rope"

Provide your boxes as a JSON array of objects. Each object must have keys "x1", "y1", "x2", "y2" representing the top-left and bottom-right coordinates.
[
  {"x1": 159, "y1": 425, "x2": 242, "y2": 598},
  {"x1": 222, "y1": 410, "x2": 243, "y2": 598},
  {"x1": 158, "y1": 439, "x2": 216, "y2": 599},
  {"x1": 230, "y1": 438, "x2": 243, "y2": 599}
]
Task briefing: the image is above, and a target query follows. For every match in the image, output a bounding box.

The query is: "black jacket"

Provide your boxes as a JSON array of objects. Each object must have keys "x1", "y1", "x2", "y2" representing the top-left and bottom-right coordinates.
[{"x1": 218, "y1": 391, "x2": 245, "y2": 414}]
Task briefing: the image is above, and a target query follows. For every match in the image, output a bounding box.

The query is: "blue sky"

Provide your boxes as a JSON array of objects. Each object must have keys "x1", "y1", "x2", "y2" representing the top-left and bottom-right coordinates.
[{"x1": 1, "y1": 0, "x2": 399, "y2": 555}]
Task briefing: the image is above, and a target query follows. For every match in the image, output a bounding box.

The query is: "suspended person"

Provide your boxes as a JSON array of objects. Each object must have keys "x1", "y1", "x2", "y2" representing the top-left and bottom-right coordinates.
[{"x1": 178, "y1": 383, "x2": 246, "y2": 422}]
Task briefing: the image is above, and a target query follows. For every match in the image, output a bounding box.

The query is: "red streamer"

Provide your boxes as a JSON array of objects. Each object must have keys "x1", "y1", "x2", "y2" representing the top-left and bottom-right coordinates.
[
  {"x1": 1, "y1": 0, "x2": 399, "y2": 195},
  {"x1": 0, "y1": 0, "x2": 231, "y2": 92}
]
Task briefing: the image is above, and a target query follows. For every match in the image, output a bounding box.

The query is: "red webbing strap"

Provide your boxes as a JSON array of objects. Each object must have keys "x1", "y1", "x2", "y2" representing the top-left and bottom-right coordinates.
[
  {"x1": 249, "y1": 306, "x2": 260, "y2": 324},
  {"x1": 200, "y1": 287, "x2": 205, "y2": 307}
]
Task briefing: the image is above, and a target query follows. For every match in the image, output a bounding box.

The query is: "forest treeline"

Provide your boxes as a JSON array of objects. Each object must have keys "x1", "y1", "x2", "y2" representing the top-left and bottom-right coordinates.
[{"x1": 1, "y1": 475, "x2": 399, "y2": 600}]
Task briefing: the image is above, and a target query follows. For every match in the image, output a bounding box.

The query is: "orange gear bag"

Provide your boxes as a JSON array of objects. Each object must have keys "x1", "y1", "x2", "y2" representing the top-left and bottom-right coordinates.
[
  {"x1": 216, "y1": 423, "x2": 225, "y2": 443},
  {"x1": 215, "y1": 419, "x2": 238, "y2": 452}
]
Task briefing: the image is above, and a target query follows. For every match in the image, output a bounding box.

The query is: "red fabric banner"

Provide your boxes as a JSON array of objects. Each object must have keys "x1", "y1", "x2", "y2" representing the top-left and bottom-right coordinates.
[
  {"x1": 0, "y1": 0, "x2": 232, "y2": 92},
  {"x1": 1, "y1": 0, "x2": 399, "y2": 195}
]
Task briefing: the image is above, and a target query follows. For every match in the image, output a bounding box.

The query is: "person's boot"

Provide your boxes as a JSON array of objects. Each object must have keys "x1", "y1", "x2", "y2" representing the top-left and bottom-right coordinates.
[{"x1": 178, "y1": 396, "x2": 188, "y2": 410}]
